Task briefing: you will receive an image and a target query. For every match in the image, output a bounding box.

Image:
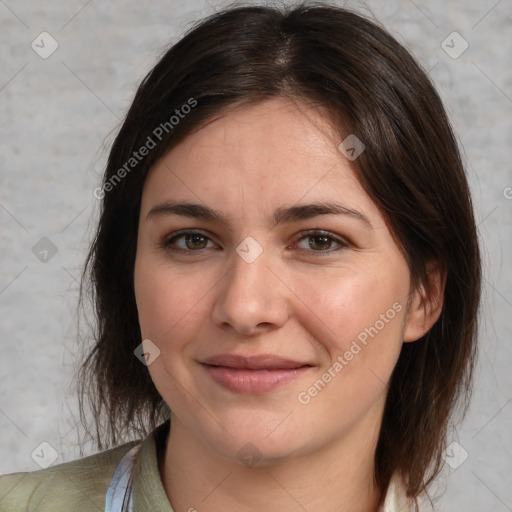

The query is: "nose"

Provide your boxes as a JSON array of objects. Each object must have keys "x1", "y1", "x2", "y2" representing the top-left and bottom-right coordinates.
[{"x1": 211, "y1": 246, "x2": 290, "y2": 336}]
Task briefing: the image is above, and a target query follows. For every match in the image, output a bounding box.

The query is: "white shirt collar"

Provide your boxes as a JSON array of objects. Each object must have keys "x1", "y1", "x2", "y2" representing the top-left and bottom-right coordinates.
[{"x1": 379, "y1": 476, "x2": 414, "y2": 512}]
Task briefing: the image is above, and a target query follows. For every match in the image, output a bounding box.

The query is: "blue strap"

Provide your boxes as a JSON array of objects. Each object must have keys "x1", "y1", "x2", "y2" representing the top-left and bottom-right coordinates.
[{"x1": 105, "y1": 444, "x2": 142, "y2": 512}]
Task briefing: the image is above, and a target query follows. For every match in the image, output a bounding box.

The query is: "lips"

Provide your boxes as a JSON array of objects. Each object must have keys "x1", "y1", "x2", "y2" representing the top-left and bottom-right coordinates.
[
  {"x1": 200, "y1": 353, "x2": 313, "y2": 394},
  {"x1": 201, "y1": 353, "x2": 310, "y2": 370}
]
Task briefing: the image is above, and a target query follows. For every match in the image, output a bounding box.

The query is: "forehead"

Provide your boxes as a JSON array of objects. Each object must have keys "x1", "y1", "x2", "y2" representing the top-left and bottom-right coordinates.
[{"x1": 141, "y1": 98, "x2": 379, "y2": 223}]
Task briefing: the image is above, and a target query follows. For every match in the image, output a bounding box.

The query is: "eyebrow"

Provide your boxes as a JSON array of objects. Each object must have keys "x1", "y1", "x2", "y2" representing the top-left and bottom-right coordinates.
[{"x1": 146, "y1": 200, "x2": 372, "y2": 229}]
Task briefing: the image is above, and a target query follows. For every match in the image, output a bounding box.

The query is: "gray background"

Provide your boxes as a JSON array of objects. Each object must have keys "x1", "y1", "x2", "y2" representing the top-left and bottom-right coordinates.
[{"x1": 1, "y1": 0, "x2": 511, "y2": 510}]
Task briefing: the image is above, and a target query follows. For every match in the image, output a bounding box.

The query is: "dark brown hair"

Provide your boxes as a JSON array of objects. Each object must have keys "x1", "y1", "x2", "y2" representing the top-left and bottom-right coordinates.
[{"x1": 77, "y1": 1, "x2": 481, "y2": 505}]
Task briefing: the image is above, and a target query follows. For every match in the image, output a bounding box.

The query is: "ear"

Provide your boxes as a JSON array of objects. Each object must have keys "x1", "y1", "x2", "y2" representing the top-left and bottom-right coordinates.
[{"x1": 403, "y1": 262, "x2": 446, "y2": 343}]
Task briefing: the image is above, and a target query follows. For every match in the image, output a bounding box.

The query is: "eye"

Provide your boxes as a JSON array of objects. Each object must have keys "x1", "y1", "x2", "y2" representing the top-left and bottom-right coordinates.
[
  {"x1": 159, "y1": 230, "x2": 218, "y2": 253},
  {"x1": 293, "y1": 230, "x2": 349, "y2": 255},
  {"x1": 158, "y1": 229, "x2": 349, "y2": 256}
]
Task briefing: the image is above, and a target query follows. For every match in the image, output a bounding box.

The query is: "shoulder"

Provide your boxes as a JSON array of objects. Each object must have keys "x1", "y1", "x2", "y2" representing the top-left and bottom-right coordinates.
[{"x1": 0, "y1": 440, "x2": 139, "y2": 512}]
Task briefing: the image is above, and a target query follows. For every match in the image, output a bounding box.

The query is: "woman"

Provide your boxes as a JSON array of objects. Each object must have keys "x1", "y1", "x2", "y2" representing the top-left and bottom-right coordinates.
[{"x1": 0, "y1": 2, "x2": 481, "y2": 511}]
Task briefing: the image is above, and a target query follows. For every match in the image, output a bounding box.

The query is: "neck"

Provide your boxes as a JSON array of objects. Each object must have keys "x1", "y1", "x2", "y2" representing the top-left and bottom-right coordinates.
[{"x1": 160, "y1": 413, "x2": 384, "y2": 512}]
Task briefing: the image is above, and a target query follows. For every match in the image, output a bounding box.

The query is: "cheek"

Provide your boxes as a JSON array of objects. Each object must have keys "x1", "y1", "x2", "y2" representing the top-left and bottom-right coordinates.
[
  {"x1": 290, "y1": 272, "x2": 407, "y2": 430},
  {"x1": 134, "y1": 257, "x2": 212, "y2": 404},
  {"x1": 293, "y1": 260, "x2": 408, "y2": 379},
  {"x1": 134, "y1": 255, "x2": 208, "y2": 346}
]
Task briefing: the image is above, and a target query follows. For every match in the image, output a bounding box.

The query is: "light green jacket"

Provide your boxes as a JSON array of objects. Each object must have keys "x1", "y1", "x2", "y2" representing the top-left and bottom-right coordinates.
[
  {"x1": 0, "y1": 421, "x2": 173, "y2": 511},
  {"x1": 0, "y1": 420, "x2": 412, "y2": 511}
]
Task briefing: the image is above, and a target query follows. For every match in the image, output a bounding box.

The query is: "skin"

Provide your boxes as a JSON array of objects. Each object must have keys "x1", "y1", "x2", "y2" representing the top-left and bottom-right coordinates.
[{"x1": 133, "y1": 97, "x2": 443, "y2": 512}]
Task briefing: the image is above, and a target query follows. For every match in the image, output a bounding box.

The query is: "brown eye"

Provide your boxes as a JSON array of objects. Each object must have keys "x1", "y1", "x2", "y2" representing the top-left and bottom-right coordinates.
[
  {"x1": 182, "y1": 233, "x2": 209, "y2": 250},
  {"x1": 295, "y1": 231, "x2": 348, "y2": 255},
  {"x1": 308, "y1": 235, "x2": 332, "y2": 251},
  {"x1": 161, "y1": 230, "x2": 217, "y2": 252}
]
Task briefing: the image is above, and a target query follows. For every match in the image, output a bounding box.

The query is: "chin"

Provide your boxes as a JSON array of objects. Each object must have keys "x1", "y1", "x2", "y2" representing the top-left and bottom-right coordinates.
[
  {"x1": 219, "y1": 434, "x2": 304, "y2": 469},
  {"x1": 196, "y1": 412, "x2": 308, "y2": 467}
]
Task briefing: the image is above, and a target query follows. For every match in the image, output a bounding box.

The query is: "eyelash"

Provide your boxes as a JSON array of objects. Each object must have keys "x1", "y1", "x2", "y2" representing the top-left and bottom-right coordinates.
[{"x1": 158, "y1": 229, "x2": 349, "y2": 256}]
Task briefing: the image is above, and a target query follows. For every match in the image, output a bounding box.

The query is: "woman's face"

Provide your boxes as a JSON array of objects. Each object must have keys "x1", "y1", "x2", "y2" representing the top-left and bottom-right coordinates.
[{"x1": 134, "y1": 97, "x2": 423, "y2": 465}]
